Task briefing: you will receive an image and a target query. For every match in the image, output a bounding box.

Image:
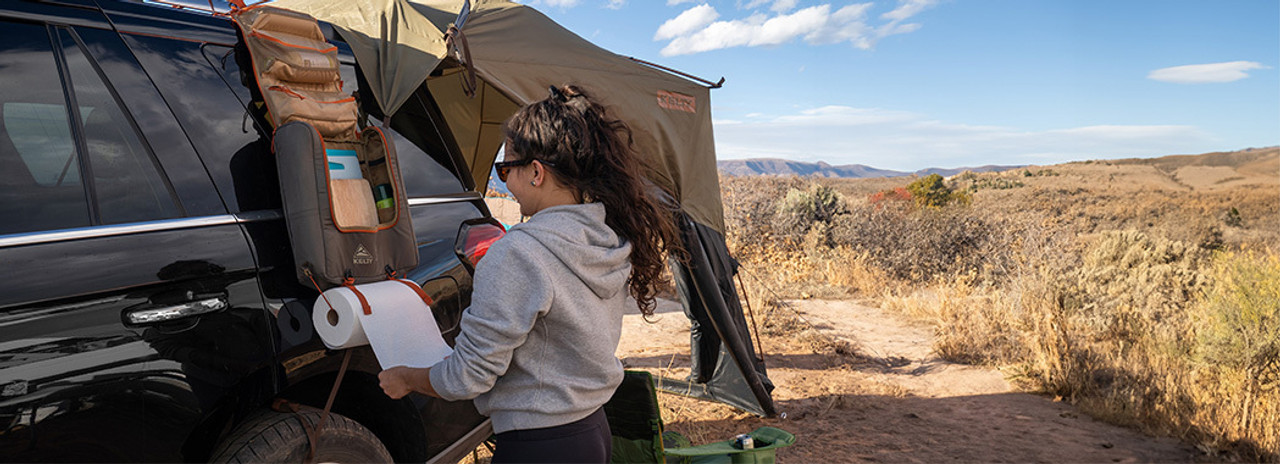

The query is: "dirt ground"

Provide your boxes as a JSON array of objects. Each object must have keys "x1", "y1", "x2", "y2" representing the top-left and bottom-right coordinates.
[{"x1": 615, "y1": 298, "x2": 1205, "y2": 463}]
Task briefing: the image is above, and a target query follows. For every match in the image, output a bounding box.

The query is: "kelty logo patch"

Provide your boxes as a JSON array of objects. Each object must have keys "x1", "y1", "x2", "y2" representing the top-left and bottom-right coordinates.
[
  {"x1": 353, "y1": 244, "x2": 374, "y2": 265},
  {"x1": 656, "y1": 90, "x2": 696, "y2": 113}
]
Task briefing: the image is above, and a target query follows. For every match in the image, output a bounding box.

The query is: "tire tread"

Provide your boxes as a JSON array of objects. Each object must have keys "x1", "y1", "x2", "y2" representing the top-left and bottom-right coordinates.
[{"x1": 210, "y1": 409, "x2": 392, "y2": 463}]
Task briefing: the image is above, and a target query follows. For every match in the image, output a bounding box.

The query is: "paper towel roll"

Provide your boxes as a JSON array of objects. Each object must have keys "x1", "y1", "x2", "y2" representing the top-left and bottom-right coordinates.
[
  {"x1": 331, "y1": 178, "x2": 378, "y2": 229},
  {"x1": 312, "y1": 280, "x2": 453, "y2": 369}
]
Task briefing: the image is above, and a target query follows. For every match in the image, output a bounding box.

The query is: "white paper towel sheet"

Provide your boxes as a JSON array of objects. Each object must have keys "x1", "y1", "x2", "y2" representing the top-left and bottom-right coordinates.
[{"x1": 312, "y1": 279, "x2": 452, "y2": 369}]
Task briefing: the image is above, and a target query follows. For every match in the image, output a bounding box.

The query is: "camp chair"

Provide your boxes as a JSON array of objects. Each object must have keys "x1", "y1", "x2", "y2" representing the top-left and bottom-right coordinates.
[{"x1": 604, "y1": 371, "x2": 795, "y2": 464}]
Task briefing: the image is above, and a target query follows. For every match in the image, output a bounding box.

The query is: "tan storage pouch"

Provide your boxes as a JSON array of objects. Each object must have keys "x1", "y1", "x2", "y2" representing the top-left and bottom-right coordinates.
[
  {"x1": 234, "y1": 6, "x2": 357, "y2": 142},
  {"x1": 268, "y1": 86, "x2": 359, "y2": 141},
  {"x1": 237, "y1": 7, "x2": 418, "y2": 288},
  {"x1": 248, "y1": 7, "x2": 325, "y2": 41}
]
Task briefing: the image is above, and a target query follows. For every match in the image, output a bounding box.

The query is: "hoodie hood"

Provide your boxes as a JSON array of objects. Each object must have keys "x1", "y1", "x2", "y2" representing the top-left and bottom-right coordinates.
[{"x1": 508, "y1": 203, "x2": 632, "y2": 299}]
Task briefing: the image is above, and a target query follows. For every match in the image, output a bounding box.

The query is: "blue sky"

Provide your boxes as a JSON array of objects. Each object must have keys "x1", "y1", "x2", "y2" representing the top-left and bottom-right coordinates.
[{"x1": 517, "y1": 0, "x2": 1279, "y2": 171}]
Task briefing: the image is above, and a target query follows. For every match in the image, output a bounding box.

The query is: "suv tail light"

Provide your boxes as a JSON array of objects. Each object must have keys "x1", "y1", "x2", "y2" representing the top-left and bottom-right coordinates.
[{"x1": 457, "y1": 221, "x2": 506, "y2": 268}]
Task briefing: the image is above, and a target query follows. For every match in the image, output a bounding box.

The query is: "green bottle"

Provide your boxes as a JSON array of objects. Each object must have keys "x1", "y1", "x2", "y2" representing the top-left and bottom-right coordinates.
[{"x1": 372, "y1": 183, "x2": 394, "y2": 210}]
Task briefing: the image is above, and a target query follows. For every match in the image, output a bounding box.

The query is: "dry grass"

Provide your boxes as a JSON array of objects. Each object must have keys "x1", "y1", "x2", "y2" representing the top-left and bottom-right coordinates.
[{"x1": 719, "y1": 148, "x2": 1280, "y2": 461}]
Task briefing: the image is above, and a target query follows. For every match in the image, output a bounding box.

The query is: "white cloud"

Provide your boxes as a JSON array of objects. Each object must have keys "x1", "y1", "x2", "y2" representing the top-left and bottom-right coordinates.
[
  {"x1": 606, "y1": 0, "x2": 625, "y2": 9},
  {"x1": 713, "y1": 106, "x2": 1215, "y2": 170},
  {"x1": 1148, "y1": 61, "x2": 1269, "y2": 84},
  {"x1": 661, "y1": 5, "x2": 840, "y2": 55},
  {"x1": 881, "y1": 0, "x2": 937, "y2": 21},
  {"x1": 771, "y1": 105, "x2": 917, "y2": 125},
  {"x1": 657, "y1": 0, "x2": 938, "y2": 56},
  {"x1": 655, "y1": 4, "x2": 720, "y2": 41},
  {"x1": 668, "y1": 0, "x2": 696, "y2": 5},
  {"x1": 742, "y1": 0, "x2": 799, "y2": 12},
  {"x1": 807, "y1": 3, "x2": 874, "y2": 48},
  {"x1": 770, "y1": 0, "x2": 799, "y2": 13}
]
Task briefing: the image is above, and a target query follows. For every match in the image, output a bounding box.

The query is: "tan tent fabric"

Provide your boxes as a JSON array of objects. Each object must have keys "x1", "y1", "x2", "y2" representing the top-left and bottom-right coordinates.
[
  {"x1": 427, "y1": 70, "x2": 520, "y2": 192},
  {"x1": 271, "y1": 0, "x2": 449, "y2": 118},
  {"x1": 267, "y1": 0, "x2": 725, "y2": 233}
]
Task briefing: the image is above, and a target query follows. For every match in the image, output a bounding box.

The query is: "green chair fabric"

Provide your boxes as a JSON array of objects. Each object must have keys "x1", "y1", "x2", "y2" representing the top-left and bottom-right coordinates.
[
  {"x1": 605, "y1": 371, "x2": 795, "y2": 464},
  {"x1": 606, "y1": 371, "x2": 667, "y2": 463}
]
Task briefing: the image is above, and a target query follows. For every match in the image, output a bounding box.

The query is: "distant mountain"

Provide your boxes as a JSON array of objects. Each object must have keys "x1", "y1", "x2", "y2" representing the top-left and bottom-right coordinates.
[
  {"x1": 1107, "y1": 146, "x2": 1278, "y2": 176},
  {"x1": 718, "y1": 158, "x2": 906, "y2": 178},
  {"x1": 914, "y1": 165, "x2": 1025, "y2": 177},
  {"x1": 718, "y1": 158, "x2": 1023, "y2": 178}
]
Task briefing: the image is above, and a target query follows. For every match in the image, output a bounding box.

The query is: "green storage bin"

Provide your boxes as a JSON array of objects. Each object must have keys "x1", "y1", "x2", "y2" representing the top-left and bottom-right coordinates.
[{"x1": 662, "y1": 427, "x2": 795, "y2": 464}]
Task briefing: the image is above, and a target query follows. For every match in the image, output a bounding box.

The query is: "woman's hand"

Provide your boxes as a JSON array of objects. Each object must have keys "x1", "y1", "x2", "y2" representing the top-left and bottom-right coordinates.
[
  {"x1": 378, "y1": 366, "x2": 440, "y2": 399},
  {"x1": 378, "y1": 366, "x2": 414, "y2": 399}
]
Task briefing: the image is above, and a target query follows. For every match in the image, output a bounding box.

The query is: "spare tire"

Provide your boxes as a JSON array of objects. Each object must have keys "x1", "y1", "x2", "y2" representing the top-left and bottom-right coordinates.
[{"x1": 211, "y1": 408, "x2": 392, "y2": 463}]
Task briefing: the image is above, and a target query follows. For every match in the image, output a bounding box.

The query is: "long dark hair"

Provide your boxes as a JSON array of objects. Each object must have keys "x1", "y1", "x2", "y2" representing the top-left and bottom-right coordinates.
[{"x1": 503, "y1": 84, "x2": 682, "y2": 316}]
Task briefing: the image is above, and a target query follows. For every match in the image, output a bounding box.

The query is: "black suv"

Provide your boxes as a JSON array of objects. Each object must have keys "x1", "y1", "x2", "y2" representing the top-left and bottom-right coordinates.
[{"x1": 0, "y1": 0, "x2": 500, "y2": 461}]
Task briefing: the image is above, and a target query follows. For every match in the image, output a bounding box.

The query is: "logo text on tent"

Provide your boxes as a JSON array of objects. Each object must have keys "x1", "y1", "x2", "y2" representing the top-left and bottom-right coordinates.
[
  {"x1": 353, "y1": 244, "x2": 374, "y2": 265},
  {"x1": 657, "y1": 90, "x2": 695, "y2": 113}
]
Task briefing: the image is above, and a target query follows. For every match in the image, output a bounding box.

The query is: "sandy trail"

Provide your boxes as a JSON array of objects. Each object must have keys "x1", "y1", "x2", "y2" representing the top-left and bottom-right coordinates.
[{"x1": 617, "y1": 298, "x2": 1202, "y2": 463}]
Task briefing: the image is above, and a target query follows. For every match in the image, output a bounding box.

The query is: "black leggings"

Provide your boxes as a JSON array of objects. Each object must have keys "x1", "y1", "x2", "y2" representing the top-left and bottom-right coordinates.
[{"x1": 491, "y1": 408, "x2": 612, "y2": 464}]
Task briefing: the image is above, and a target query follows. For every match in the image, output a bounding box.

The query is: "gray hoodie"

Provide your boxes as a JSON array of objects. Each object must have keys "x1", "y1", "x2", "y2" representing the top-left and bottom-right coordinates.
[{"x1": 429, "y1": 203, "x2": 631, "y2": 433}]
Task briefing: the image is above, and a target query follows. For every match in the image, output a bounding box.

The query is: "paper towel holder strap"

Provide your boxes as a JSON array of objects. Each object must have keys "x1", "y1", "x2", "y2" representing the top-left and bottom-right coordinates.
[
  {"x1": 391, "y1": 278, "x2": 435, "y2": 307},
  {"x1": 342, "y1": 275, "x2": 373, "y2": 315}
]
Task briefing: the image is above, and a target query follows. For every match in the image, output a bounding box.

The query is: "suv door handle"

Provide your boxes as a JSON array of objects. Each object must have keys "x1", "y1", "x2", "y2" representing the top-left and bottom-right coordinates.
[{"x1": 124, "y1": 297, "x2": 227, "y2": 325}]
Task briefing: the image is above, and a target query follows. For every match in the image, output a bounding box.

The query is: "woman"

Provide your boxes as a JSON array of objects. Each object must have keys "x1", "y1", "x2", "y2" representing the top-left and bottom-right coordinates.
[{"x1": 378, "y1": 84, "x2": 681, "y2": 463}]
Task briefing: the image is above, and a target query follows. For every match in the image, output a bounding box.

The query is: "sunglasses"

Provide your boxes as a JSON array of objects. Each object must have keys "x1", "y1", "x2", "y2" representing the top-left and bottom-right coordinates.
[{"x1": 494, "y1": 158, "x2": 556, "y2": 183}]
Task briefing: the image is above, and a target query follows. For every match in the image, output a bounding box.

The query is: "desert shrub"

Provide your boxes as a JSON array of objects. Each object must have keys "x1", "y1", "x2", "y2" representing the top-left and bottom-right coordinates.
[
  {"x1": 965, "y1": 177, "x2": 1024, "y2": 192},
  {"x1": 1222, "y1": 207, "x2": 1244, "y2": 228},
  {"x1": 1022, "y1": 168, "x2": 1059, "y2": 177},
  {"x1": 1196, "y1": 251, "x2": 1280, "y2": 447},
  {"x1": 832, "y1": 204, "x2": 994, "y2": 283},
  {"x1": 720, "y1": 175, "x2": 804, "y2": 252},
  {"x1": 1067, "y1": 230, "x2": 1209, "y2": 343},
  {"x1": 906, "y1": 174, "x2": 970, "y2": 208},
  {"x1": 773, "y1": 183, "x2": 847, "y2": 243},
  {"x1": 868, "y1": 187, "x2": 912, "y2": 206}
]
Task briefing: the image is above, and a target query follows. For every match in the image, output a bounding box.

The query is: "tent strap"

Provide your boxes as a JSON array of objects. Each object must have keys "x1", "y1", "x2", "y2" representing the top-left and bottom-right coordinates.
[{"x1": 444, "y1": 25, "x2": 478, "y2": 98}]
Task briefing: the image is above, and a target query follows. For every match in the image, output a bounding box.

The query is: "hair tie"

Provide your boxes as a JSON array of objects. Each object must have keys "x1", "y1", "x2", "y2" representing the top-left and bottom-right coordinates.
[{"x1": 548, "y1": 85, "x2": 567, "y2": 102}]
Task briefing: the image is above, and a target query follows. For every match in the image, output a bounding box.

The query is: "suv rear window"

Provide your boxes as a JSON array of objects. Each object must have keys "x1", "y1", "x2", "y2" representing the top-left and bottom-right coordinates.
[
  {"x1": 57, "y1": 28, "x2": 181, "y2": 225},
  {"x1": 0, "y1": 22, "x2": 91, "y2": 235},
  {"x1": 1, "y1": 22, "x2": 182, "y2": 235}
]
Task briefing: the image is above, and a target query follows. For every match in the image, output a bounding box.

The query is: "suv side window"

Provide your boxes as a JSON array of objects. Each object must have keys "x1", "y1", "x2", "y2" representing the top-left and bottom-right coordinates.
[
  {"x1": 125, "y1": 38, "x2": 278, "y2": 213},
  {"x1": 57, "y1": 28, "x2": 181, "y2": 224},
  {"x1": 0, "y1": 21, "x2": 91, "y2": 234}
]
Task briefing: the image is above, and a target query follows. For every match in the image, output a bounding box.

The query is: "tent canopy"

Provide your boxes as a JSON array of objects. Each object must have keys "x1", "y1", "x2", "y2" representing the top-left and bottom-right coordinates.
[{"x1": 271, "y1": 0, "x2": 725, "y2": 233}]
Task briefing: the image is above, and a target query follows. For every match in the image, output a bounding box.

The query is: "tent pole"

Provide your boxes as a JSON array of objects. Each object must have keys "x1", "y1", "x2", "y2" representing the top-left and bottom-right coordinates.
[{"x1": 628, "y1": 57, "x2": 725, "y2": 89}]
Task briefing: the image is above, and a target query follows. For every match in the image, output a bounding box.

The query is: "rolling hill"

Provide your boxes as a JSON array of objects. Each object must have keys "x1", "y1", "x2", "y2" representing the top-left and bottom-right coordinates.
[{"x1": 717, "y1": 158, "x2": 1023, "y2": 178}]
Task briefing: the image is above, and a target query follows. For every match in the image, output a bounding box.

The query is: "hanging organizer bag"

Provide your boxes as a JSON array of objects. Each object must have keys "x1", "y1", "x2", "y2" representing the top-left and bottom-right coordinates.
[{"x1": 233, "y1": 6, "x2": 418, "y2": 288}]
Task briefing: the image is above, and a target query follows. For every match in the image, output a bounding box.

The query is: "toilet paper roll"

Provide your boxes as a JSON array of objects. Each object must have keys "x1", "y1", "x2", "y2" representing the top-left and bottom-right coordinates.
[
  {"x1": 312, "y1": 280, "x2": 453, "y2": 369},
  {"x1": 331, "y1": 178, "x2": 378, "y2": 229}
]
